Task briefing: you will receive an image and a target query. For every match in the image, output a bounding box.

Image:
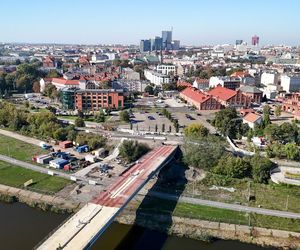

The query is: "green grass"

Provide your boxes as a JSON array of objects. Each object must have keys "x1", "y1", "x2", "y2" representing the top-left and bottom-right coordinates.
[
  {"x1": 0, "y1": 134, "x2": 47, "y2": 162},
  {"x1": 156, "y1": 175, "x2": 300, "y2": 213},
  {"x1": 0, "y1": 161, "x2": 71, "y2": 193},
  {"x1": 136, "y1": 197, "x2": 300, "y2": 232}
]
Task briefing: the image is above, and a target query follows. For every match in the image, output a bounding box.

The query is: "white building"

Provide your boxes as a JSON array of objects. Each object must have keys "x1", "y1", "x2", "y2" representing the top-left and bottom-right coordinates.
[
  {"x1": 260, "y1": 72, "x2": 279, "y2": 86},
  {"x1": 156, "y1": 64, "x2": 176, "y2": 75},
  {"x1": 243, "y1": 113, "x2": 262, "y2": 129},
  {"x1": 123, "y1": 68, "x2": 140, "y2": 80},
  {"x1": 193, "y1": 78, "x2": 209, "y2": 90},
  {"x1": 144, "y1": 69, "x2": 171, "y2": 86},
  {"x1": 281, "y1": 75, "x2": 300, "y2": 93},
  {"x1": 209, "y1": 76, "x2": 240, "y2": 90}
]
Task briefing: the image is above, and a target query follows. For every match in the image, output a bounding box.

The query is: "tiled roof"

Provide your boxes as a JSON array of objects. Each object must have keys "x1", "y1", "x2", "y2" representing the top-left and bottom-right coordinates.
[
  {"x1": 243, "y1": 112, "x2": 261, "y2": 123},
  {"x1": 51, "y1": 78, "x2": 80, "y2": 85},
  {"x1": 239, "y1": 85, "x2": 262, "y2": 94},
  {"x1": 195, "y1": 78, "x2": 209, "y2": 83},
  {"x1": 208, "y1": 85, "x2": 237, "y2": 101},
  {"x1": 180, "y1": 87, "x2": 211, "y2": 103}
]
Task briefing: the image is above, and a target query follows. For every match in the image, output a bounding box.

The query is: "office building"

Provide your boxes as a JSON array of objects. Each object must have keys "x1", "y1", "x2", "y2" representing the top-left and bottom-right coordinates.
[
  {"x1": 281, "y1": 74, "x2": 300, "y2": 93},
  {"x1": 236, "y1": 40, "x2": 243, "y2": 45},
  {"x1": 252, "y1": 35, "x2": 259, "y2": 46},
  {"x1": 162, "y1": 30, "x2": 172, "y2": 50},
  {"x1": 140, "y1": 39, "x2": 151, "y2": 52},
  {"x1": 172, "y1": 40, "x2": 180, "y2": 50},
  {"x1": 75, "y1": 89, "x2": 124, "y2": 111}
]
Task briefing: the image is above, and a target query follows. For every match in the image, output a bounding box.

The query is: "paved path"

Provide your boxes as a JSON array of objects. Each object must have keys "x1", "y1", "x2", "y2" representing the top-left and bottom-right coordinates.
[
  {"x1": 0, "y1": 129, "x2": 42, "y2": 146},
  {"x1": 146, "y1": 191, "x2": 300, "y2": 219}
]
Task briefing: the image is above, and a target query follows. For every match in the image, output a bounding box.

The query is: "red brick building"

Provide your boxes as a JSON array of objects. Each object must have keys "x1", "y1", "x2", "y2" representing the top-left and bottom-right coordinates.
[
  {"x1": 179, "y1": 87, "x2": 222, "y2": 110},
  {"x1": 179, "y1": 85, "x2": 251, "y2": 111},
  {"x1": 282, "y1": 93, "x2": 300, "y2": 113},
  {"x1": 43, "y1": 56, "x2": 55, "y2": 68},
  {"x1": 239, "y1": 86, "x2": 263, "y2": 104},
  {"x1": 208, "y1": 85, "x2": 251, "y2": 108},
  {"x1": 75, "y1": 89, "x2": 124, "y2": 111}
]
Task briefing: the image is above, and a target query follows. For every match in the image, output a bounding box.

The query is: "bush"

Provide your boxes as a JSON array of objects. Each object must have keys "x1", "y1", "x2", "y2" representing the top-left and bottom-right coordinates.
[
  {"x1": 119, "y1": 110, "x2": 130, "y2": 122},
  {"x1": 75, "y1": 133, "x2": 106, "y2": 150},
  {"x1": 74, "y1": 117, "x2": 85, "y2": 127},
  {"x1": 119, "y1": 140, "x2": 150, "y2": 163},
  {"x1": 213, "y1": 155, "x2": 251, "y2": 179}
]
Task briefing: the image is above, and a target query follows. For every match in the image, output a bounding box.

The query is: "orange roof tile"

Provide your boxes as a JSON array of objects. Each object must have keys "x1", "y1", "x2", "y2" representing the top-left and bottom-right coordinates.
[
  {"x1": 243, "y1": 112, "x2": 261, "y2": 123},
  {"x1": 180, "y1": 87, "x2": 211, "y2": 104},
  {"x1": 208, "y1": 85, "x2": 237, "y2": 101}
]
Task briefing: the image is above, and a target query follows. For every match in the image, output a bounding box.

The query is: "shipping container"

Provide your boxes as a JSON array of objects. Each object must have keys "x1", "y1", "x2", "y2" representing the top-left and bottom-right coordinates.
[
  {"x1": 76, "y1": 145, "x2": 89, "y2": 153},
  {"x1": 49, "y1": 158, "x2": 69, "y2": 169},
  {"x1": 59, "y1": 141, "x2": 73, "y2": 149}
]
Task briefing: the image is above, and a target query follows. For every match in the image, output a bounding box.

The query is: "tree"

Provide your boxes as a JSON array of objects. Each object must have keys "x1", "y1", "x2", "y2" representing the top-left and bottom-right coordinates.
[
  {"x1": 168, "y1": 125, "x2": 172, "y2": 133},
  {"x1": 119, "y1": 110, "x2": 130, "y2": 122},
  {"x1": 263, "y1": 105, "x2": 271, "y2": 127},
  {"x1": 251, "y1": 155, "x2": 274, "y2": 183},
  {"x1": 46, "y1": 70, "x2": 61, "y2": 78},
  {"x1": 53, "y1": 128, "x2": 68, "y2": 141},
  {"x1": 183, "y1": 135, "x2": 225, "y2": 170},
  {"x1": 212, "y1": 107, "x2": 240, "y2": 137},
  {"x1": 76, "y1": 133, "x2": 106, "y2": 150},
  {"x1": 284, "y1": 143, "x2": 300, "y2": 160},
  {"x1": 184, "y1": 123, "x2": 209, "y2": 138},
  {"x1": 275, "y1": 105, "x2": 282, "y2": 117},
  {"x1": 213, "y1": 155, "x2": 251, "y2": 179},
  {"x1": 74, "y1": 117, "x2": 85, "y2": 127},
  {"x1": 162, "y1": 123, "x2": 165, "y2": 132},
  {"x1": 155, "y1": 124, "x2": 158, "y2": 132},
  {"x1": 95, "y1": 109, "x2": 105, "y2": 123},
  {"x1": 144, "y1": 85, "x2": 154, "y2": 95},
  {"x1": 77, "y1": 110, "x2": 84, "y2": 118},
  {"x1": 119, "y1": 140, "x2": 150, "y2": 163}
]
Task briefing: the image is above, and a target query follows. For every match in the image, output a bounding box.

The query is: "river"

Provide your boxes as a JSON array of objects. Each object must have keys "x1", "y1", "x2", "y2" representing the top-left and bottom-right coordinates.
[{"x1": 0, "y1": 202, "x2": 277, "y2": 250}]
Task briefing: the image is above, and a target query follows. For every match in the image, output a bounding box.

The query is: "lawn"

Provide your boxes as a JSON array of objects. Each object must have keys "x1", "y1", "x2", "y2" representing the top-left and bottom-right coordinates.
[
  {"x1": 135, "y1": 197, "x2": 300, "y2": 232},
  {"x1": 0, "y1": 161, "x2": 71, "y2": 194},
  {"x1": 156, "y1": 175, "x2": 300, "y2": 213},
  {"x1": 0, "y1": 134, "x2": 46, "y2": 162}
]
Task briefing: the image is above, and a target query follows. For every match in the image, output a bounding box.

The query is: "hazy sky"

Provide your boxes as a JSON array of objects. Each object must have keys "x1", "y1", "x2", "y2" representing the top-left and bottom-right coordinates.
[{"x1": 1, "y1": 0, "x2": 300, "y2": 45}]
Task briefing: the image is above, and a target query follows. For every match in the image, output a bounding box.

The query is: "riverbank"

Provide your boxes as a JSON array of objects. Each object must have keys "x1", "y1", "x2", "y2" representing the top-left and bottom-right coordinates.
[
  {"x1": 116, "y1": 207, "x2": 300, "y2": 249},
  {"x1": 0, "y1": 184, "x2": 80, "y2": 213},
  {"x1": 1, "y1": 183, "x2": 299, "y2": 249}
]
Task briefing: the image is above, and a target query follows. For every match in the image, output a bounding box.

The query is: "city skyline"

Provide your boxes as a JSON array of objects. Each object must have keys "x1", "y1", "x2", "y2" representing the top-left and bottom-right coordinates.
[{"x1": 1, "y1": 0, "x2": 300, "y2": 45}]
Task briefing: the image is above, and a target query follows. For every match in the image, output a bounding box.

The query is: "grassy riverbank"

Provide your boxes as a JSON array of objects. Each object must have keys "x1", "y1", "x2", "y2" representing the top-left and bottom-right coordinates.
[
  {"x1": 0, "y1": 161, "x2": 70, "y2": 194},
  {"x1": 0, "y1": 134, "x2": 46, "y2": 162},
  {"x1": 134, "y1": 197, "x2": 300, "y2": 233}
]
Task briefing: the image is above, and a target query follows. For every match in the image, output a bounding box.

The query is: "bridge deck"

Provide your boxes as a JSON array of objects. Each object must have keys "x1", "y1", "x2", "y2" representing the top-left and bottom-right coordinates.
[{"x1": 37, "y1": 145, "x2": 177, "y2": 250}]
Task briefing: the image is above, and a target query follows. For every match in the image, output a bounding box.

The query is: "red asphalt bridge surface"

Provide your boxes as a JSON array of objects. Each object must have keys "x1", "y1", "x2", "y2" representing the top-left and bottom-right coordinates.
[{"x1": 92, "y1": 145, "x2": 177, "y2": 208}]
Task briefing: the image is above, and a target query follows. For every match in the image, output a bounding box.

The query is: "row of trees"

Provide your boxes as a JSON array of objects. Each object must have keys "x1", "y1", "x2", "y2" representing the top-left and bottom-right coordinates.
[
  {"x1": 162, "y1": 108, "x2": 179, "y2": 133},
  {"x1": 0, "y1": 102, "x2": 107, "y2": 150},
  {"x1": 0, "y1": 62, "x2": 45, "y2": 94},
  {"x1": 185, "y1": 66, "x2": 227, "y2": 79}
]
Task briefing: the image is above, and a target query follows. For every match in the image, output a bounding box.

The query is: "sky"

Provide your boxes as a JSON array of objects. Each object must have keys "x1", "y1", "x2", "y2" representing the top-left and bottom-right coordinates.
[{"x1": 1, "y1": 0, "x2": 300, "y2": 46}]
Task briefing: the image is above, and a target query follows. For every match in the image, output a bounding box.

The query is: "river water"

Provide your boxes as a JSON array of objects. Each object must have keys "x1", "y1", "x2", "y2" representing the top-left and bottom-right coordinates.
[{"x1": 0, "y1": 202, "x2": 276, "y2": 250}]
